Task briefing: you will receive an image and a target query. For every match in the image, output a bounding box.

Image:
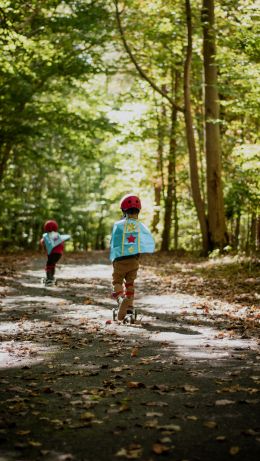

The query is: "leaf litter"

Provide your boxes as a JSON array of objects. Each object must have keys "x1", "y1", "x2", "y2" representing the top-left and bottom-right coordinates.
[{"x1": 0, "y1": 253, "x2": 259, "y2": 461}]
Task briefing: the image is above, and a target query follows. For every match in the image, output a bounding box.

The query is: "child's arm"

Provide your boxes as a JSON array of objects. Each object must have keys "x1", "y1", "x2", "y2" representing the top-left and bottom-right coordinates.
[{"x1": 39, "y1": 238, "x2": 46, "y2": 253}]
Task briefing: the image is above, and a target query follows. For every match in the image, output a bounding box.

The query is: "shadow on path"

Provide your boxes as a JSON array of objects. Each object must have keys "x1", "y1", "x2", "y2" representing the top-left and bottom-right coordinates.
[{"x1": 0, "y1": 256, "x2": 259, "y2": 461}]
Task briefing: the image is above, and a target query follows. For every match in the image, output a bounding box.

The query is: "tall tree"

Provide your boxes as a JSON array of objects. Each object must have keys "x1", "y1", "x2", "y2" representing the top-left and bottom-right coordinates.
[
  {"x1": 184, "y1": 0, "x2": 209, "y2": 254},
  {"x1": 202, "y1": 0, "x2": 228, "y2": 250},
  {"x1": 161, "y1": 71, "x2": 179, "y2": 251}
]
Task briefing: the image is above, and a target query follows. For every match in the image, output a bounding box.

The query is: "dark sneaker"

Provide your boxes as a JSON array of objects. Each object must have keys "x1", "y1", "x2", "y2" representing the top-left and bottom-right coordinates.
[{"x1": 45, "y1": 279, "x2": 54, "y2": 286}]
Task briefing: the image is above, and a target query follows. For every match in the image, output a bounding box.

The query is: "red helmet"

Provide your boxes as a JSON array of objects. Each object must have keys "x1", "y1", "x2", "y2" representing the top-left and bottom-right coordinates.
[
  {"x1": 44, "y1": 220, "x2": 58, "y2": 232},
  {"x1": 120, "y1": 194, "x2": 141, "y2": 211}
]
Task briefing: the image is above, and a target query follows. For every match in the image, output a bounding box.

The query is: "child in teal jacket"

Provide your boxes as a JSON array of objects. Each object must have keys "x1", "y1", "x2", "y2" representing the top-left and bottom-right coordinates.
[{"x1": 110, "y1": 194, "x2": 154, "y2": 320}]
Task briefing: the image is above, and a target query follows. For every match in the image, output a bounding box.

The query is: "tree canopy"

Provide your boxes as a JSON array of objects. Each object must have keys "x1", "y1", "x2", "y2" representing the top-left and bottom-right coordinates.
[{"x1": 0, "y1": 0, "x2": 259, "y2": 254}]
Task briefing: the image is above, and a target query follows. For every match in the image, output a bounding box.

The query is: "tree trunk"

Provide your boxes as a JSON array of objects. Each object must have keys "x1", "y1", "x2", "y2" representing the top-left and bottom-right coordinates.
[
  {"x1": 202, "y1": 0, "x2": 227, "y2": 250},
  {"x1": 173, "y1": 168, "x2": 178, "y2": 250},
  {"x1": 234, "y1": 212, "x2": 241, "y2": 250},
  {"x1": 151, "y1": 93, "x2": 166, "y2": 234},
  {"x1": 184, "y1": 0, "x2": 209, "y2": 255},
  {"x1": 161, "y1": 100, "x2": 178, "y2": 251},
  {"x1": 0, "y1": 144, "x2": 12, "y2": 183},
  {"x1": 256, "y1": 215, "x2": 260, "y2": 251},
  {"x1": 250, "y1": 212, "x2": 256, "y2": 251}
]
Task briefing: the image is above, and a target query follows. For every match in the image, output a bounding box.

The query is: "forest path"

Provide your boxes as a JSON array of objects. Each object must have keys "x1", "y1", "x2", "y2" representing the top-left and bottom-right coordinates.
[{"x1": 0, "y1": 253, "x2": 259, "y2": 461}]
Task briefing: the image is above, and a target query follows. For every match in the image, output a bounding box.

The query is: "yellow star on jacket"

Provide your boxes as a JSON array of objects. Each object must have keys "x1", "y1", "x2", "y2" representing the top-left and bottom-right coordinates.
[{"x1": 127, "y1": 222, "x2": 136, "y2": 232}]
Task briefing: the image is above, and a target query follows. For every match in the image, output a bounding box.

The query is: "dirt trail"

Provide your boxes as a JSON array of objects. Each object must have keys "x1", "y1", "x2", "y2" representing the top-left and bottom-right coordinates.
[{"x1": 0, "y1": 253, "x2": 259, "y2": 461}]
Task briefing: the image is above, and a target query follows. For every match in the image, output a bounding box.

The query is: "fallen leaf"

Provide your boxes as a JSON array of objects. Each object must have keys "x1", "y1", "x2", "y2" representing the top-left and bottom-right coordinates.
[
  {"x1": 131, "y1": 347, "x2": 139, "y2": 358},
  {"x1": 151, "y1": 384, "x2": 171, "y2": 392},
  {"x1": 16, "y1": 430, "x2": 31, "y2": 435},
  {"x1": 28, "y1": 440, "x2": 42, "y2": 447},
  {"x1": 203, "y1": 421, "x2": 217, "y2": 429},
  {"x1": 80, "y1": 412, "x2": 95, "y2": 421},
  {"x1": 115, "y1": 443, "x2": 142, "y2": 458},
  {"x1": 144, "y1": 401, "x2": 168, "y2": 407},
  {"x1": 127, "y1": 381, "x2": 146, "y2": 389},
  {"x1": 229, "y1": 446, "x2": 240, "y2": 455},
  {"x1": 158, "y1": 424, "x2": 181, "y2": 432},
  {"x1": 119, "y1": 404, "x2": 130, "y2": 412},
  {"x1": 242, "y1": 428, "x2": 260, "y2": 436},
  {"x1": 111, "y1": 366, "x2": 131, "y2": 373},
  {"x1": 152, "y1": 443, "x2": 170, "y2": 454},
  {"x1": 182, "y1": 385, "x2": 199, "y2": 393},
  {"x1": 215, "y1": 399, "x2": 235, "y2": 406},
  {"x1": 160, "y1": 437, "x2": 171, "y2": 443},
  {"x1": 83, "y1": 298, "x2": 93, "y2": 305},
  {"x1": 145, "y1": 419, "x2": 159, "y2": 428},
  {"x1": 56, "y1": 454, "x2": 74, "y2": 460}
]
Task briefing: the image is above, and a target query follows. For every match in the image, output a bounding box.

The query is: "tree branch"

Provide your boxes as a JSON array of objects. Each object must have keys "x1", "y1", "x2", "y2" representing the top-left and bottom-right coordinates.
[{"x1": 114, "y1": 0, "x2": 184, "y2": 113}]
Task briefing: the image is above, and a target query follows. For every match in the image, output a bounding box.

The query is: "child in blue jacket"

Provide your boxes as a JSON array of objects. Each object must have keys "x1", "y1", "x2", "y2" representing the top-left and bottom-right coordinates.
[
  {"x1": 41, "y1": 220, "x2": 70, "y2": 286},
  {"x1": 110, "y1": 194, "x2": 154, "y2": 321}
]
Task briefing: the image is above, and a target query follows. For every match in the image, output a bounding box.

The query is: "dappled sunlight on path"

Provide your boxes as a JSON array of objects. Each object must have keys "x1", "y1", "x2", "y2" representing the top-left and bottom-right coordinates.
[
  {"x1": 1, "y1": 263, "x2": 258, "y2": 369},
  {"x1": 0, "y1": 257, "x2": 260, "y2": 461},
  {"x1": 25, "y1": 263, "x2": 112, "y2": 281}
]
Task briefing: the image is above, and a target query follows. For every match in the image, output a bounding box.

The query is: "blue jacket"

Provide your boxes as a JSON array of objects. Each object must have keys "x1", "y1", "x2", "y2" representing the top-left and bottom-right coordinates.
[
  {"x1": 43, "y1": 232, "x2": 70, "y2": 255},
  {"x1": 110, "y1": 218, "x2": 155, "y2": 262}
]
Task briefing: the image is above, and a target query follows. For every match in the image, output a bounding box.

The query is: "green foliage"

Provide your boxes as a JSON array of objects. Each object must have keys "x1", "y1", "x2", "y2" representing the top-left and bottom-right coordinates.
[{"x1": 0, "y1": 0, "x2": 259, "y2": 253}]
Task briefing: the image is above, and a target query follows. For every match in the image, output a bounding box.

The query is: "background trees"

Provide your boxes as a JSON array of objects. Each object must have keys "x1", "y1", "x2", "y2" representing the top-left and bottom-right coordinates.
[{"x1": 0, "y1": 0, "x2": 259, "y2": 254}]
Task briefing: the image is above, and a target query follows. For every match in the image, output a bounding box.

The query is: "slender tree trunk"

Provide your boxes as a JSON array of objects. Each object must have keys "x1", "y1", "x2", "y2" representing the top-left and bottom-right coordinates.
[
  {"x1": 172, "y1": 72, "x2": 179, "y2": 250},
  {"x1": 151, "y1": 157, "x2": 162, "y2": 234},
  {"x1": 161, "y1": 101, "x2": 178, "y2": 251},
  {"x1": 202, "y1": 0, "x2": 227, "y2": 250},
  {"x1": 256, "y1": 215, "x2": 260, "y2": 251},
  {"x1": 250, "y1": 212, "x2": 256, "y2": 251},
  {"x1": 152, "y1": 92, "x2": 166, "y2": 234},
  {"x1": 234, "y1": 212, "x2": 241, "y2": 250},
  {"x1": 184, "y1": 0, "x2": 209, "y2": 254},
  {"x1": 0, "y1": 144, "x2": 12, "y2": 183},
  {"x1": 245, "y1": 213, "x2": 251, "y2": 252},
  {"x1": 173, "y1": 164, "x2": 178, "y2": 250}
]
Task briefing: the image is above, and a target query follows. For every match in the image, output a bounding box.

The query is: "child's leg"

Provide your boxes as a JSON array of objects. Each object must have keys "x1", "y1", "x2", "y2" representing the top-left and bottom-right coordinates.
[
  {"x1": 112, "y1": 261, "x2": 125, "y2": 300},
  {"x1": 46, "y1": 253, "x2": 61, "y2": 282},
  {"x1": 116, "y1": 257, "x2": 139, "y2": 320},
  {"x1": 125, "y1": 256, "x2": 139, "y2": 310}
]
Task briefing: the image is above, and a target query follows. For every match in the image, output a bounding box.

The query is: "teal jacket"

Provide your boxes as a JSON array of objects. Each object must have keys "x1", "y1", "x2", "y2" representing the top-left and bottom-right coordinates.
[
  {"x1": 110, "y1": 218, "x2": 155, "y2": 262},
  {"x1": 43, "y1": 232, "x2": 70, "y2": 255}
]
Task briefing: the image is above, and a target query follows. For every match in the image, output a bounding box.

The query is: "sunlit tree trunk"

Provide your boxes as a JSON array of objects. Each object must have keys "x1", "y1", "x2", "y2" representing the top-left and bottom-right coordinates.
[
  {"x1": 202, "y1": 0, "x2": 227, "y2": 250},
  {"x1": 234, "y1": 213, "x2": 241, "y2": 250},
  {"x1": 161, "y1": 72, "x2": 179, "y2": 251},
  {"x1": 184, "y1": 0, "x2": 209, "y2": 254}
]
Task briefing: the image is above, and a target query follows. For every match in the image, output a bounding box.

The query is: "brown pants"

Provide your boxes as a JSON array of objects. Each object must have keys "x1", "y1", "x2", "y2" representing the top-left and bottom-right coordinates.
[{"x1": 112, "y1": 256, "x2": 139, "y2": 308}]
